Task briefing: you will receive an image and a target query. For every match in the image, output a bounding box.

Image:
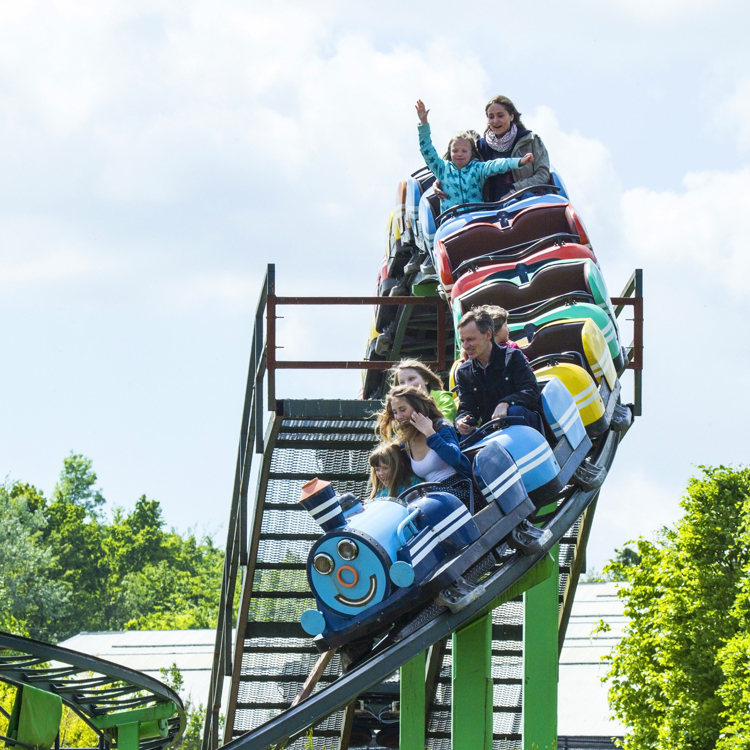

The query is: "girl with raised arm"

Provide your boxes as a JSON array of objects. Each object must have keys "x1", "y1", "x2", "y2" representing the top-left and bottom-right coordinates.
[{"x1": 415, "y1": 99, "x2": 533, "y2": 211}]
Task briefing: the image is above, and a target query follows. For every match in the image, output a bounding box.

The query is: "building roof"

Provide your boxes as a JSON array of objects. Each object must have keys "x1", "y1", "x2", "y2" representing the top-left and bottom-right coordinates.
[
  {"x1": 558, "y1": 581, "x2": 627, "y2": 736},
  {"x1": 58, "y1": 628, "x2": 229, "y2": 708}
]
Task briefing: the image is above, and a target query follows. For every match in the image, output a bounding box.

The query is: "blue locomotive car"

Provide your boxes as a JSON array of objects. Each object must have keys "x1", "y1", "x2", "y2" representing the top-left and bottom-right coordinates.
[{"x1": 299, "y1": 377, "x2": 603, "y2": 650}]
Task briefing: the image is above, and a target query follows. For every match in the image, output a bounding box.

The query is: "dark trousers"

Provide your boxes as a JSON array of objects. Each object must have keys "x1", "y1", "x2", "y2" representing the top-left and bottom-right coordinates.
[{"x1": 508, "y1": 404, "x2": 544, "y2": 434}]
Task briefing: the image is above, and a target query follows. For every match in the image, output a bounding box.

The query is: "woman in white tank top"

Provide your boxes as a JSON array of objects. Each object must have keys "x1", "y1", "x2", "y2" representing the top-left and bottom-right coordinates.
[{"x1": 375, "y1": 385, "x2": 475, "y2": 508}]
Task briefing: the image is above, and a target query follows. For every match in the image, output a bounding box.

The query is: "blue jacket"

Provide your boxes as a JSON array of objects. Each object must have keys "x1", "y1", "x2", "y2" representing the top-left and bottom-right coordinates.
[
  {"x1": 418, "y1": 123, "x2": 521, "y2": 210},
  {"x1": 424, "y1": 420, "x2": 472, "y2": 478}
]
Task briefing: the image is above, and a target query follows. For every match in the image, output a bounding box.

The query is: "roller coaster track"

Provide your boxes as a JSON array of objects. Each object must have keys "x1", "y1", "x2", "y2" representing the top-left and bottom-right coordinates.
[
  {"x1": 203, "y1": 265, "x2": 642, "y2": 750},
  {"x1": 0, "y1": 631, "x2": 185, "y2": 749}
]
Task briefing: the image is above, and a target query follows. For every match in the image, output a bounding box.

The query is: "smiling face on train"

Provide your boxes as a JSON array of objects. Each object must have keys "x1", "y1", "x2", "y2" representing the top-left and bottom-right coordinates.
[{"x1": 310, "y1": 535, "x2": 388, "y2": 614}]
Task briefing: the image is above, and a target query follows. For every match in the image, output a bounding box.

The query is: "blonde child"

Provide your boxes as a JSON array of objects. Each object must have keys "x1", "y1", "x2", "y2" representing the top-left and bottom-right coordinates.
[
  {"x1": 368, "y1": 442, "x2": 419, "y2": 499},
  {"x1": 415, "y1": 99, "x2": 533, "y2": 211}
]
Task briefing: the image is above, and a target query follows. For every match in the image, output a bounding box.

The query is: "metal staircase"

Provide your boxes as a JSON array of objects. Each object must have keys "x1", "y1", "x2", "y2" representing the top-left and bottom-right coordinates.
[{"x1": 225, "y1": 400, "x2": 379, "y2": 744}]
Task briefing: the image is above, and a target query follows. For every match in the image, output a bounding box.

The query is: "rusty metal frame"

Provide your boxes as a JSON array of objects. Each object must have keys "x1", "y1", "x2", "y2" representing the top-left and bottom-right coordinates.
[
  {"x1": 266, "y1": 293, "x2": 447, "y2": 411},
  {"x1": 610, "y1": 268, "x2": 643, "y2": 416}
]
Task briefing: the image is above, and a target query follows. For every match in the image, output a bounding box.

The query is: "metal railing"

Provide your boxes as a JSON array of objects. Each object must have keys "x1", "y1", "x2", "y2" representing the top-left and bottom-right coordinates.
[{"x1": 611, "y1": 268, "x2": 644, "y2": 416}]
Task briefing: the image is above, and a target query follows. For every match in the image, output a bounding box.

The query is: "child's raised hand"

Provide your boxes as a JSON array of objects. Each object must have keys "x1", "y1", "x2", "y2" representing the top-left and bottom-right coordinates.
[
  {"x1": 519, "y1": 152, "x2": 534, "y2": 166},
  {"x1": 415, "y1": 99, "x2": 430, "y2": 125}
]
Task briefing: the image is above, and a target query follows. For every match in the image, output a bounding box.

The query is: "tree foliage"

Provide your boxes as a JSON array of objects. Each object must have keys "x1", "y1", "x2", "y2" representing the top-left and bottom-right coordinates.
[
  {"x1": 605, "y1": 465, "x2": 750, "y2": 750},
  {"x1": 0, "y1": 453, "x2": 224, "y2": 642}
]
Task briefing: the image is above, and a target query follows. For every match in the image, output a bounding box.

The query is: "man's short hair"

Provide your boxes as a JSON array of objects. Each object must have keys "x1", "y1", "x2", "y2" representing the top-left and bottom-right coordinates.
[
  {"x1": 480, "y1": 305, "x2": 509, "y2": 329},
  {"x1": 457, "y1": 308, "x2": 494, "y2": 336}
]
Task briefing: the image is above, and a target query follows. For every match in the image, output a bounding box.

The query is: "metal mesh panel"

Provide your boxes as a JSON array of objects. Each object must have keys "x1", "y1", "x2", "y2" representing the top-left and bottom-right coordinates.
[
  {"x1": 260, "y1": 509, "x2": 321, "y2": 536},
  {"x1": 493, "y1": 599, "x2": 524, "y2": 624},
  {"x1": 233, "y1": 411, "x2": 379, "y2": 741},
  {"x1": 278, "y1": 432, "x2": 377, "y2": 444},
  {"x1": 253, "y1": 568, "x2": 310, "y2": 593},
  {"x1": 247, "y1": 596, "x2": 316, "y2": 622},
  {"x1": 256, "y1": 538, "x2": 313, "y2": 563},
  {"x1": 264, "y1": 478, "x2": 370, "y2": 505},
  {"x1": 270, "y1": 448, "x2": 370, "y2": 475},
  {"x1": 282, "y1": 418, "x2": 378, "y2": 433}
]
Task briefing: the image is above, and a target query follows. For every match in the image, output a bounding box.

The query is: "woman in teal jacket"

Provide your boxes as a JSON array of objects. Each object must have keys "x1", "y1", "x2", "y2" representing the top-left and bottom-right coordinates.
[{"x1": 415, "y1": 99, "x2": 533, "y2": 211}]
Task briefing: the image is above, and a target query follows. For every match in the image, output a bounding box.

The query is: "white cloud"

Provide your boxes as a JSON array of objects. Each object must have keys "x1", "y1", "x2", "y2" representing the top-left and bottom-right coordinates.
[
  {"x1": 525, "y1": 106, "x2": 623, "y2": 250},
  {"x1": 621, "y1": 168, "x2": 750, "y2": 293},
  {"x1": 722, "y1": 78, "x2": 750, "y2": 151}
]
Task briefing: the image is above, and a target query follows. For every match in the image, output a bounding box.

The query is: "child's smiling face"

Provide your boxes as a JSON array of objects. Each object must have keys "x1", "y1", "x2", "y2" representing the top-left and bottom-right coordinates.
[{"x1": 450, "y1": 138, "x2": 473, "y2": 169}]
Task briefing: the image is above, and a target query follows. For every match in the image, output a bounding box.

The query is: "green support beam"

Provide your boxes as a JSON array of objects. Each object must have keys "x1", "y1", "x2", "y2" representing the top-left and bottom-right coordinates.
[
  {"x1": 522, "y1": 544, "x2": 560, "y2": 750},
  {"x1": 445, "y1": 553, "x2": 555, "y2": 750},
  {"x1": 90, "y1": 700, "x2": 176, "y2": 749},
  {"x1": 452, "y1": 613, "x2": 493, "y2": 750},
  {"x1": 399, "y1": 650, "x2": 426, "y2": 750}
]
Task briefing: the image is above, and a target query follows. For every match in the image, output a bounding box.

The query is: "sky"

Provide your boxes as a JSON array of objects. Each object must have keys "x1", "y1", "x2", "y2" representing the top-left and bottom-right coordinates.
[{"x1": 1, "y1": 0, "x2": 749, "y2": 569}]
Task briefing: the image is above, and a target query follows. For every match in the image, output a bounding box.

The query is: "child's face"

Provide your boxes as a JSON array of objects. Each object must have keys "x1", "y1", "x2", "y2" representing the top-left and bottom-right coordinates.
[
  {"x1": 397, "y1": 368, "x2": 428, "y2": 392},
  {"x1": 374, "y1": 462, "x2": 391, "y2": 484},
  {"x1": 450, "y1": 139, "x2": 473, "y2": 169},
  {"x1": 494, "y1": 323, "x2": 510, "y2": 344}
]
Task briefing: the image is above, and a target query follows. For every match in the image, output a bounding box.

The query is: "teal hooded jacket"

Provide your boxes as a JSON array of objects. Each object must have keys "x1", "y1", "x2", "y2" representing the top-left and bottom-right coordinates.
[{"x1": 418, "y1": 123, "x2": 521, "y2": 210}]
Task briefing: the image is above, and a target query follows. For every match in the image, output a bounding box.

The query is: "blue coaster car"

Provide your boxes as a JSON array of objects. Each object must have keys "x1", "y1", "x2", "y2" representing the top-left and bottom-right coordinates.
[
  {"x1": 462, "y1": 376, "x2": 597, "y2": 507},
  {"x1": 298, "y1": 447, "x2": 537, "y2": 649}
]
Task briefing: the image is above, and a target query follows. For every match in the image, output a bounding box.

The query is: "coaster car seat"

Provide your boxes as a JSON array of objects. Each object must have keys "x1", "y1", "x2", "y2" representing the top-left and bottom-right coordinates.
[
  {"x1": 436, "y1": 203, "x2": 589, "y2": 284},
  {"x1": 506, "y1": 302, "x2": 621, "y2": 365},
  {"x1": 520, "y1": 318, "x2": 617, "y2": 391},
  {"x1": 448, "y1": 242, "x2": 597, "y2": 300},
  {"x1": 534, "y1": 359, "x2": 609, "y2": 436}
]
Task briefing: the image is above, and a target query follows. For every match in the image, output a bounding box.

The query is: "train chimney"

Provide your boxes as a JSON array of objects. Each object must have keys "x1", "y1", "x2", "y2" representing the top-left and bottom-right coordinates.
[{"x1": 299, "y1": 478, "x2": 346, "y2": 532}]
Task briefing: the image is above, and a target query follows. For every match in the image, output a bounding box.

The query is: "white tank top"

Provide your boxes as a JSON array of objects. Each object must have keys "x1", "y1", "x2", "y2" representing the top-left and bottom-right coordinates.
[{"x1": 410, "y1": 447, "x2": 456, "y2": 483}]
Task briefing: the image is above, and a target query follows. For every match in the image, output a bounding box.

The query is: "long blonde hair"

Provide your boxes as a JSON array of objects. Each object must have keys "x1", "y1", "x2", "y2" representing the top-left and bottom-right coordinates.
[
  {"x1": 375, "y1": 385, "x2": 444, "y2": 442},
  {"x1": 368, "y1": 442, "x2": 412, "y2": 499}
]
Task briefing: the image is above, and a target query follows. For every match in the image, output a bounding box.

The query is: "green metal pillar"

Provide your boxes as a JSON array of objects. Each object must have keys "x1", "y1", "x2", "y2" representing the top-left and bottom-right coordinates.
[
  {"x1": 117, "y1": 722, "x2": 140, "y2": 750},
  {"x1": 399, "y1": 650, "x2": 426, "y2": 750},
  {"x1": 452, "y1": 613, "x2": 493, "y2": 750},
  {"x1": 522, "y1": 543, "x2": 559, "y2": 750}
]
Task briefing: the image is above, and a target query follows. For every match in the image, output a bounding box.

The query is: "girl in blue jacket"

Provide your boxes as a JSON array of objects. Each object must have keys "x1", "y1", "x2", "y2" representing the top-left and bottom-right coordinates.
[
  {"x1": 375, "y1": 384, "x2": 477, "y2": 510},
  {"x1": 415, "y1": 99, "x2": 533, "y2": 211}
]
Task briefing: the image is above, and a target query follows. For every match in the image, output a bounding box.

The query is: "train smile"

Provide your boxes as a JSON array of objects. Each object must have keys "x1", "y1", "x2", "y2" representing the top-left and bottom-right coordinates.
[{"x1": 334, "y1": 575, "x2": 378, "y2": 607}]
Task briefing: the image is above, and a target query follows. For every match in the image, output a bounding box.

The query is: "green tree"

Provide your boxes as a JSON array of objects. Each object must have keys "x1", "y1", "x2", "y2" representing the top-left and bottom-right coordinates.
[
  {"x1": 0, "y1": 482, "x2": 70, "y2": 640},
  {"x1": 52, "y1": 452, "x2": 105, "y2": 514},
  {"x1": 716, "y1": 489, "x2": 750, "y2": 750},
  {"x1": 605, "y1": 466, "x2": 750, "y2": 750}
]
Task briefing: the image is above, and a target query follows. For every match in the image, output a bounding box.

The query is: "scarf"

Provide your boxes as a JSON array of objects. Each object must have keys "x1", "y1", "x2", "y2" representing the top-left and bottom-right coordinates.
[{"x1": 485, "y1": 122, "x2": 518, "y2": 154}]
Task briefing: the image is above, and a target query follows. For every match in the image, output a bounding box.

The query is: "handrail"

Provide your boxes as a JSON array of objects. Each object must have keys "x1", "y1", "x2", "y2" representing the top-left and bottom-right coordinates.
[
  {"x1": 611, "y1": 268, "x2": 643, "y2": 416},
  {"x1": 266, "y1": 292, "x2": 447, "y2": 410}
]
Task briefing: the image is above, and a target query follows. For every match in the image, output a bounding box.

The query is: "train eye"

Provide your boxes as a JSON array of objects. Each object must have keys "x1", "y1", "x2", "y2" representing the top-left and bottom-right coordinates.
[
  {"x1": 337, "y1": 539, "x2": 359, "y2": 561},
  {"x1": 313, "y1": 553, "x2": 335, "y2": 575}
]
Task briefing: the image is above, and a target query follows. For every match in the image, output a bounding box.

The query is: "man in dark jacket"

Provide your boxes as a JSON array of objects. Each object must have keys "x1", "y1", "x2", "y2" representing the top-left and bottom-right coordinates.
[{"x1": 454, "y1": 308, "x2": 542, "y2": 436}]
